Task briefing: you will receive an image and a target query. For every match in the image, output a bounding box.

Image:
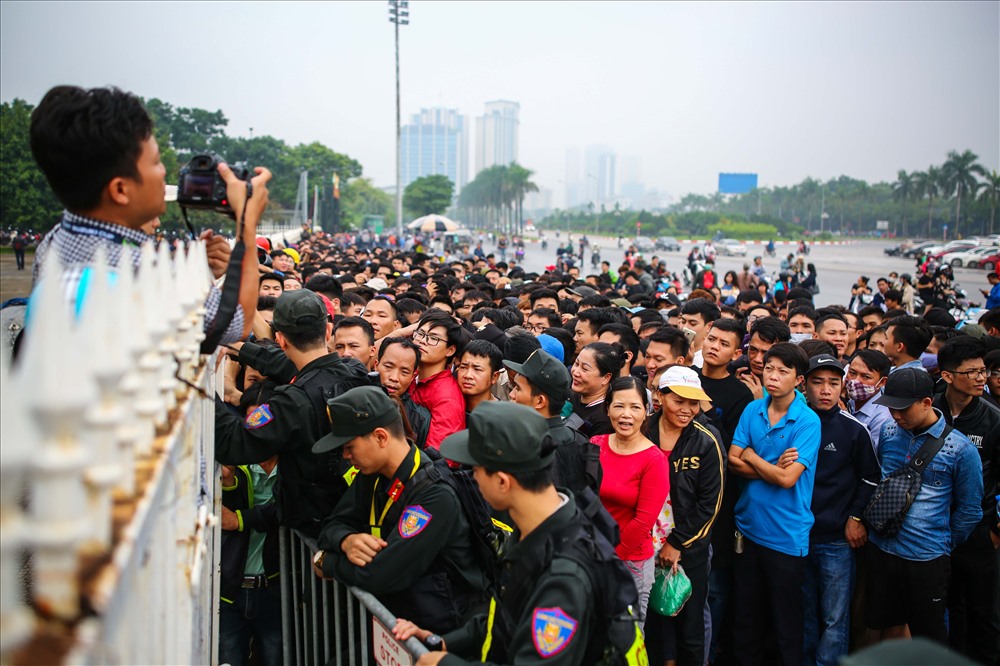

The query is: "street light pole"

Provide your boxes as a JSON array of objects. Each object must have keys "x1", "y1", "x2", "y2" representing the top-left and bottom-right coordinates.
[{"x1": 389, "y1": 1, "x2": 409, "y2": 239}]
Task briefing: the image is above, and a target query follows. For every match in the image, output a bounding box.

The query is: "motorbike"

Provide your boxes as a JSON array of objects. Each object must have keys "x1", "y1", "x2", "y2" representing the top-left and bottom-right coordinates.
[
  {"x1": 541, "y1": 238, "x2": 548, "y2": 250},
  {"x1": 591, "y1": 250, "x2": 601, "y2": 268}
]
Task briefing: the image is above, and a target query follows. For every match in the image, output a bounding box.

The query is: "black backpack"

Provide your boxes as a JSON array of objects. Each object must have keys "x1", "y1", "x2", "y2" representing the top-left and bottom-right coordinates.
[
  {"x1": 864, "y1": 426, "x2": 951, "y2": 537},
  {"x1": 411, "y1": 451, "x2": 512, "y2": 591}
]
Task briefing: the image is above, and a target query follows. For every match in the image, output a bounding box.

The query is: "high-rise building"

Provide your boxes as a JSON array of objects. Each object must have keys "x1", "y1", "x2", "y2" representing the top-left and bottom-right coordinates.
[
  {"x1": 401, "y1": 108, "x2": 468, "y2": 194},
  {"x1": 584, "y1": 145, "x2": 616, "y2": 205},
  {"x1": 474, "y1": 100, "x2": 520, "y2": 174}
]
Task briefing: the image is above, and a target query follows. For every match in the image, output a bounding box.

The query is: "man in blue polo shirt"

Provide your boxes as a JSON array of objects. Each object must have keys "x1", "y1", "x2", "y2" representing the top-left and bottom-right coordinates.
[{"x1": 728, "y1": 342, "x2": 821, "y2": 666}]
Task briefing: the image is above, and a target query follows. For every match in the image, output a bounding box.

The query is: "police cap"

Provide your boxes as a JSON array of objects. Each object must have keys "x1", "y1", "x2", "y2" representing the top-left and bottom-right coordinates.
[
  {"x1": 440, "y1": 401, "x2": 553, "y2": 473},
  {"x1": 502, "y1": 349, "x2": 570, "y2": 404},
  {"x1": 313, "y1": 386, "x2": 399, "y2": 453},
  {"x1": 272, "y1": 290, "x2": 328, "y2": 334}
]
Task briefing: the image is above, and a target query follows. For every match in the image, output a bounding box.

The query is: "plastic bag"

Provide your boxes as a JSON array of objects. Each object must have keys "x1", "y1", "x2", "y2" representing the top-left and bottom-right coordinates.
[{"x1": 649, "y1": 564, "x2": 693, "y2": 617}]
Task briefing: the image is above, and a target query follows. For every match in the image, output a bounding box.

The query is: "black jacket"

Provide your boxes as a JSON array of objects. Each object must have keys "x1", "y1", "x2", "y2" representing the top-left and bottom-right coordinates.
[
  {"x1": 220, "y1": 465, "x2": 280, "y2": 603},
  {"x1": 934, "y1": 392, "x2": 1000, "y2": 544},
  {"x1": 650, "y1": 413, "x2": 726, "y2": 553},
  {"x1": 215, "y1": 354, "x2": 369, "y2": 536},
  {"x1": 547, "y1": 416, "x2": 602, "y2": 494},
  {"x1": 317, "y1": 444, "x2": 486, "y2": 635},
  {"x1": 401, "y1": 390, "x2": 431, "y2": 450},
  {"x1": 808, "y1": 406, "x2": 880, "y2": 544}
]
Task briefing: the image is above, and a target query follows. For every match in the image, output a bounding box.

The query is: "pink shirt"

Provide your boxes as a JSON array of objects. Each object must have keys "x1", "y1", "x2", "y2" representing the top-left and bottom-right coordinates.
[{"x1": 594, "y1": 434, "x2": 670, "y2": 561}]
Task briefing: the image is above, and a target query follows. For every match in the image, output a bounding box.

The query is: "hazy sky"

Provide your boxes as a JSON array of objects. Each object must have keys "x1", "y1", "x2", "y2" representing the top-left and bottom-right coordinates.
[{"x1": 2, "y1": 1, "x2": 997, "y2": 206}]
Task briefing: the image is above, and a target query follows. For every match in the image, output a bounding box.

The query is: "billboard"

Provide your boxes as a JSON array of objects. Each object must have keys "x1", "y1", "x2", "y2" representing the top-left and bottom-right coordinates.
[{"x1": 718, "y1": 173, "x2": 758, "y2": 194}]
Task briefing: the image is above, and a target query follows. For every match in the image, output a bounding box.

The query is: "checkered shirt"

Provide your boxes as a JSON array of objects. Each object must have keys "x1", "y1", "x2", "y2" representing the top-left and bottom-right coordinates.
[{"x1": 33, "y1": 211, "x2": 244, "y2": 345}]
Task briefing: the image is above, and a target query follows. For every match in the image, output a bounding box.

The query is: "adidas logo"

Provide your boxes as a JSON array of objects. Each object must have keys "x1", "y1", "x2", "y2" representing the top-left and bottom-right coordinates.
[{"x1": 824, "y1": 443, "x2": 837, "y2": 452}]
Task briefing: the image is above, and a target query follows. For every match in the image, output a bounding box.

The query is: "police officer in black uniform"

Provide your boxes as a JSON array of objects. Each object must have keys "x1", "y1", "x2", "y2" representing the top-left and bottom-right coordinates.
[
  {"x1": 311, "y1": 386, "x2": 486, "y2": 635},
  {"x1": 503, "y1": 349, "x2": 601, "y2": 494},
  {"x1": 215, "y1": 290, "x2": 369, "y2": 537},
  {"x1": 393, "y1": 402, "x2": 647, "y2": 665}
]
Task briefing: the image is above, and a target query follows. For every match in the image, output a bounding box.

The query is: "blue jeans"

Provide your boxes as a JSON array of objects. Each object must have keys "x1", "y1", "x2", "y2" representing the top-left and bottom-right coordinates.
[
  {"x1": 802, "y1": 541, "x2": 854, "y2": 666},
  {"x1": 219, "y1": 581, "x2": 283, "y2": 666}
]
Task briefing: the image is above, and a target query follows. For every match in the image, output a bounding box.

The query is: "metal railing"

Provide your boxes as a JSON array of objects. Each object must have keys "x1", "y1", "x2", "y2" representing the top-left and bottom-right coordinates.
[
  {"x1": 280, "y1": 527, "x2": 429, "y2": 666},
  {"x1": 0, "y1": 241, "x2": 221, "y2": 664}
]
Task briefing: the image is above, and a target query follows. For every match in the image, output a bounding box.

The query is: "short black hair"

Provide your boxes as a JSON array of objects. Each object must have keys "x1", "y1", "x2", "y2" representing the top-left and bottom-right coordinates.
[
  {"x1": 529, "y1": 307, "x2": 561, "y2": 328},
  {"x1": 377, "y1": 336, "x2": 422, "y2": 367},
  {"x1": 31, "y1": 86, "x2": 153, "y2": 211},
  {"x1": 763, "y1": 342, "x2": 809, "y2": 376},
  {"x1": 886, "y1": 315, "x2": 933, "y2": 358},
  {"x1": 709, "y1": 317, "x2": 745, "y2": 344},
  {"x1": 938, "y1": 336, "x2": 987, "y2": 372},
  {"x1": 577, "y1": 307, "x2": 621, "y2": 336},
  {"x1": 260, "y1": 273, "x2": 284, "y2": 288},
  {"x1": 680, "y1": 297, "x2": 721, "y2": 323},
  {"x1": 598, "y1": 323, "x2": 640, "y2": 371},
  {"x1": 815, "y1": 313, "x2": 850, "y2": 333},
  {"x1": 798, "y1": 339, "x2": 837, "y2": 359},
  {"x1": 979, "y1": 308, "x2": 1000, "y2": 332},
  {"x1": 504, "y1": 332, "x2": 542, "y2": 365},
  {"x1": 787, "y1": 306, "x2": 818, "y2": 323},
  {"x1": 417, "y1": 309, "x2": 467, "y2": 360},
  {"x1": 884, "y1": 288, "x2": 902, "y2": 302},
  {"x1": 579, "y1": 294, "x2": 613, "y2": 309},
  {"x1": 483, "y1": 307, "x2": 523, "y2": 331},
  {"x1": 396, "y1": 296, "x2": 429, "y2": 320},
  {"x1": 256, "y1": 295, "x2": 278, "y2": 312},
  {"x1": 305, "y1": 273, "x2": 344, "y2": 301},
  {"x1": 851, "y1": 349, "x2": 892, "y2": 377},
  {"x1": 750, "y1": 316, "x2": 791, "y2": 344},
  {"x1": 647, "y1": 326, "x2": 691, "y2": 360},
  {"x1": 461, "y1": 339, "x2": 504, "y2": 374},
  {"x1": 334, "y1": 316, "x2": 375, "y2": 346},
  {"x1": 736, "y1": 290, "x2": 764, "y2": 306},
  {"x1": 857, "y1": 305, "x2": 884, "y2": 321},
  {"x1": 529, "y1": 288, "x2": 559, "y2": 306},
  {"x1": 340, "y1": 290, "x2": 366, "y2": 312}
]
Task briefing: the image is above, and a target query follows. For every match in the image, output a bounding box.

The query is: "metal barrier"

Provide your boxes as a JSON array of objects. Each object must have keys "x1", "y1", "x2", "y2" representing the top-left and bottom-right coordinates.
[
  {"x1": 0, "y1": 241, "x2": 221, "y2": 664},
  {"x1": 280, "y1": 527, "x2": 429, "y2": 666}
]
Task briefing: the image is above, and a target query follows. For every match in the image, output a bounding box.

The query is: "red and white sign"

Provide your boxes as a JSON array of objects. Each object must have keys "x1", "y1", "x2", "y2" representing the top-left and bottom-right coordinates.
[{"x1": 373, "y1": 617, "x2": 413, "y2": 666}]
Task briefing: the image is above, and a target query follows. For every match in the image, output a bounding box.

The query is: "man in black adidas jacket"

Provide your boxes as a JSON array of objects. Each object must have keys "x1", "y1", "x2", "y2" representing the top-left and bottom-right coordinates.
[
  {"x1": 935, "y1": 337, "x2": 1000, "y2": 665},
  {"x1": 801, "y1": 354, "x2": 880, "y2": 666}
]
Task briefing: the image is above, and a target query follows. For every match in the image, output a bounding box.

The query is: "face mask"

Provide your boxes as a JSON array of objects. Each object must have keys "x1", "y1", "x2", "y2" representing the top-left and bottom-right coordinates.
[
  {"x1": 920, "y1": 352, "x2": 939, "y2": 372},
  {"x1": 845, "y1": 378, "x2": 880, "y2": 403},
  {"x1": 789, "y1": 333, "x2": 812, "y2": 345}
]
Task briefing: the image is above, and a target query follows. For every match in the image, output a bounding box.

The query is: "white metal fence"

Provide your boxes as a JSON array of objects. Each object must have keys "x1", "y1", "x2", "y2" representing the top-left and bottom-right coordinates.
[{"x1": 0, "y1": 241, "x2": 221, "y2": 665}]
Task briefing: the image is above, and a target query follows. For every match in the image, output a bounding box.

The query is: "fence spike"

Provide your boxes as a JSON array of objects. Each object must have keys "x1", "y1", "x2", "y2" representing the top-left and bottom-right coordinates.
[
  {"x1": 19, "y1": 253, "x2": 94, "y2": 620},
  {"x1": 135, "y1": 242, "x2": 167, "y2": 434}
]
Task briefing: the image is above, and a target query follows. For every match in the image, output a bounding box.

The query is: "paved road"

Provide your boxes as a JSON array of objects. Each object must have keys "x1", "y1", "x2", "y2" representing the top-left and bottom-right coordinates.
[{"x1": 505, "y1": 236, "x2": 993, "y2": 309}]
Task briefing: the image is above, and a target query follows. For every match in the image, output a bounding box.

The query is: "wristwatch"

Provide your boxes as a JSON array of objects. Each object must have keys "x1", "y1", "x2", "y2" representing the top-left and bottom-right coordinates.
[
  {"x1": 313, "y1": 549, "x2": 326, "y2": 571},
  {"x1": 424, "y1": 634, "x2": 444, "y2": 651},
  {"x1": 849, "y1": 516, "x2": 862, "y2": 523}
]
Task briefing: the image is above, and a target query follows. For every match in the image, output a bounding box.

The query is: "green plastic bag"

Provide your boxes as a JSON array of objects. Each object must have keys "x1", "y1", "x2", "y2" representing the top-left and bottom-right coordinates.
[{"x1": 649, "y1": 564, "x2": 693, "y2": 617}]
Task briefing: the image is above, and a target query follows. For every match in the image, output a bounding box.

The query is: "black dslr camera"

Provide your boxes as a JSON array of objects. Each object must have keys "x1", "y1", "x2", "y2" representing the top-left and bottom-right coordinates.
[{"x1": 177, "y1": 153, "x2": 252, "y2": 219}]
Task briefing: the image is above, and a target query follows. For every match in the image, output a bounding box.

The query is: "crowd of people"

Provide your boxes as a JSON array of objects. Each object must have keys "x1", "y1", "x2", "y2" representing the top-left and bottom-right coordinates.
[{"x1": 16, "y1": 84, "x2": 1000, "y2": 666}]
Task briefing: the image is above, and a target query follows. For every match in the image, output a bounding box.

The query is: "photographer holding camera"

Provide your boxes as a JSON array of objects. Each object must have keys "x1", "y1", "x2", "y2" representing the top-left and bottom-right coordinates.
[{"x1": 29, "y1": 85, "x2": 269, "y2": 346}]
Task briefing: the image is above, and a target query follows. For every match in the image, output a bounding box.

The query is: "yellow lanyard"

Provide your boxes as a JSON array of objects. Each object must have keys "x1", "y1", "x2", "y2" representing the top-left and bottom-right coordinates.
[{"x1": 369, "y1": 449, "x2": 421, "y2": 538}]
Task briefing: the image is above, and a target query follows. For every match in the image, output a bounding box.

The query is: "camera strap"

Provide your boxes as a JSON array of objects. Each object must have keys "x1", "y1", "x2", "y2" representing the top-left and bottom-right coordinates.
[{"x1": 199, "y1": 189, "x2": 251, "y2": 355}]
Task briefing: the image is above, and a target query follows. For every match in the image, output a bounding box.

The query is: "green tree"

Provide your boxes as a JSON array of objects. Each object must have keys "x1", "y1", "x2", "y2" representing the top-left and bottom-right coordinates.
[
  {"x1": 506, "y1": 162, "x2": 538, "y2": 235},
  {"x1": 893, "y1": 170, "x2": 915, "y2": 236},
  {"x1": 0, "y1": 99, "x2": 63, "y2": 229},
  {"x1": 979, "y1": 170, "x2": 1000, "y2": 235},
  {"x1": 942, "y1": 149, "x2": 986, "y2": 238},
  {"x1": 913, "y1": 167, "x2": 942, "y2": 237},
  {"x1": 403, "y1": 174, "x2": 454, "y2": 218},
  {"x1": 340, "y1": 177, "x2": 394, "y2": 229}
]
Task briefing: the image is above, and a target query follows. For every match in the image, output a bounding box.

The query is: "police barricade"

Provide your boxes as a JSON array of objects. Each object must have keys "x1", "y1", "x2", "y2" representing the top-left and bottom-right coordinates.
[
  {"x1": 0, "y1": 242, "x2": 221, "y2": 664},
  {"x1": 280, "y1": 526, "x2": 429, "y2": 666}
]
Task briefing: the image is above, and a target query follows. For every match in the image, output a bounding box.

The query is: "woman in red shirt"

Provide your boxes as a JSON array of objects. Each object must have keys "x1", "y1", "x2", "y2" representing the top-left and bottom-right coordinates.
[{"x1": 593, "y1": 376, "x2": 670, "y2": 627}]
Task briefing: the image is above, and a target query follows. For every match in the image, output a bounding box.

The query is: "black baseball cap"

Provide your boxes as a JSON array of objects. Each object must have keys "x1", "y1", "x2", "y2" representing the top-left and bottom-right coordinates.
[
  {"x1": 272, "y1": 290, "x2": 328, "y2": 334},
  {"x1": 874, "y1": 368, "x2": 934, "y2": 410},
  {"x1": 439, "y1": 402, "x2": 554, "y2": 473},
  {"x1": 503, "y1": 349, "x2": 570, "y2": 404},
  {"x1": 313, "y1": 386, "x2": 399, "y2": 453},
  {"x1": 805, "y1": 354, "x2": 843, "y2": 377}
]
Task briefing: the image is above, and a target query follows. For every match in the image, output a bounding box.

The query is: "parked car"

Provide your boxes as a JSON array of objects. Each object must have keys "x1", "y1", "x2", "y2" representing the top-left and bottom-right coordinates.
[
  {"x1": 718, "y1": 238, "x2": 748, "y2": 256},
  {"x1": 903, "y1": 240, "x2": 944, "y2": 258},
  {"x1": 633, "y1": 236, "x2": 656, "y2": 252},
  {"x1": 930, "y1": 242, "x2": 980, "y2": 260},
  {"x1": 947, "y1": 246, "x2": 1000, "y2": 267},
  {"x1": 885, "y1": 239, "x2": 930, "y2": 256},
  {"x1": 923, "y1": 240, "x2": 980, "y2": 257},
  {"x1": 975, "y1": 253, "x2": 1000, "y2": 271},
  {"x1": 655, "y1": 236, "x2": 682, "y2": 251}
]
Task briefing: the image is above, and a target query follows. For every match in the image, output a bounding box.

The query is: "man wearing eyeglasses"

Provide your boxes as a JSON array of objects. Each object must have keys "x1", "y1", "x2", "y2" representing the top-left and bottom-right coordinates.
[{"x1": 933, "y1": 337, "x2": 1000, "y2": 664}]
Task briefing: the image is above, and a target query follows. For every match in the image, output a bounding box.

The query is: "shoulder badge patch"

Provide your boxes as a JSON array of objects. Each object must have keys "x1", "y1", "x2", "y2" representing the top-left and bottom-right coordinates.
[
  {"x1": 245, "y1": 404, "x2": 274, "y2": 429},
  {"x1": 532, "y1": 607, "x2": 578, "y2": 658},
  {"x1": 398, "y1": 505, "x2": 432, "y2": 538}
]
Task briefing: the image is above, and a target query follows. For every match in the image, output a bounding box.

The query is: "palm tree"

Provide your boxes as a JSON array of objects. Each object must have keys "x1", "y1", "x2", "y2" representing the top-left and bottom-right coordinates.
[
  {"x1": 892, "y1": 170, "x2": 915, "y2": 236},
  {"x1": 913, "y1": 167, "x2": 941, "y2": 238},
  {"x1": 979, "y1": 170, "x2": 1000, "y2": 235},
  {"x1": 941, "y1": 149, "x2": 986, "y2": 238},
  {"x1": 506, "y1": 163, "x2": 538, "y2": 236}
]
